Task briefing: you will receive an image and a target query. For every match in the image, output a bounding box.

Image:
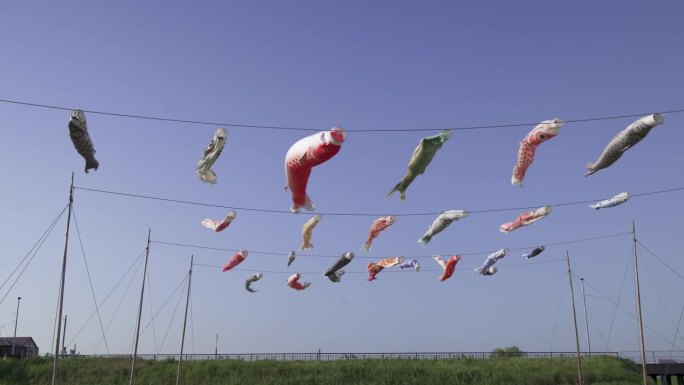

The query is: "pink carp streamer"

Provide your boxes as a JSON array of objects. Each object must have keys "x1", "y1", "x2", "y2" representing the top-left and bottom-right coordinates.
[
  {"x1": 433, "y1": 255, "x2": 461, "y2": 282},
  {"x1": 284, "y1": 127, "x2": 346, "y2": 212},
  {"x1": 201, "y1": 210, "x2": 237, "y2": 232},
  {"x1": 511, "y1": 119, "x2": 563, "y2": 187},
  {"x1": 367, "y1": 256, "x2": 404, "y2": 281},
  {"x1": 287, "y1": 273, "x2": 311, "y2": 291},
  {"x1": 222, "y1": 250, "x2": 248, "y2": 272},
  {"x1": 363, "y1": 216, "x2": 397, "y2": 252},
  {"x1": 499, "y1": 206, "x2": 552, "y2": 233}
]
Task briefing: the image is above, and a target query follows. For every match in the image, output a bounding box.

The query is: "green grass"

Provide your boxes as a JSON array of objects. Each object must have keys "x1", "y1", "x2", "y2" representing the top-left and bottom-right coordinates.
[{"x1": 0, "y1": 355, "x2": 649, "y2": 385}]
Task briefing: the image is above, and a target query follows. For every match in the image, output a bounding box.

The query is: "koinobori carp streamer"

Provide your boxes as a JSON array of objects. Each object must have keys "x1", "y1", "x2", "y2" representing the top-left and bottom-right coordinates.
[
  {"x1": 68, "y1": 110, "x2": 99, "y2": 173},
  {"x1": 511, "y1": 118, "x2": 563, "y2": 187},
  {"x1": 245, "y1": 273, "x2": 263, "y2": 292},
  {"x1": 287, "y1": 273, "x2": 311, "y2": 291},
  {"x1": 419, "y1": 210, "x2": 468, "y2": 245},
  {"x1": 589, "y1": 192, "x2": 630, "y2": 210},
  {"x1": 522, "y1": 246, "x2": 545, "y2": 259},
  {"x1": 324, "y1": 252, "x2": 355, "y2": 283},
  {"x1": 222, "y1": 250, "x2": 248, "y2": 272},
  {"x1": 284, "y1": 127, "x2": 346, "y2": 212},
  {"x1": 475, "y1": 248, "x2": 507, "y2": 275},
  {"x1": 363, "y1": 215, "x2": 396, "y2": 252},
  {"x1": 367, "y1": 256, "x2": 404, "y2": 281},
  {"x1": 388, "y1": 130, "x2": 451, "y2": 201},
  {"x1": 586, "y1": 114, "x2": 664, "y2": 176},
  {"x1": 197, "y1": 127, "x2": 228, "y2": 184},
  {"x1": 433, "y1": 255, "x2": 461, "y2": 282},
  {"x1": 499, "y1": 206, "x2": 552, "y2": 233},
  {"x1": 301, "y1": 214, "x2": 322, "y2": 250},
  {"x1": 201, "y1": 210, "x2": 237, "y2": 232}
]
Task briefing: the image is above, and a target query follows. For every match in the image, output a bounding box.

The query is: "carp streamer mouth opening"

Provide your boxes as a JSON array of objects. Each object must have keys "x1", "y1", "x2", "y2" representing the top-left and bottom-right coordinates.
[{"x1": 652, "y1": 113, "x2": 664, "y2": 125}]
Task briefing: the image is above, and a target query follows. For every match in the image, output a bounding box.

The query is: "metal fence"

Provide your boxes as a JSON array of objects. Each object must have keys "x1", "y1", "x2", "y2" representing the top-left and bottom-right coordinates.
[
  {"x1": 619, "y1": 351, "x2": 684, "y2": 364},
  {"x1": 82, "y1": 351, "x2": 620, "y2": 362}
]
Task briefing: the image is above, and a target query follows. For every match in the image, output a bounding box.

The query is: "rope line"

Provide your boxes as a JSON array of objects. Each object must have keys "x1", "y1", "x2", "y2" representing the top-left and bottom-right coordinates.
[
  {"x1": 636, "y1": 241, "x2": 684, "y2": 283},
  {"x1": 579, "y1": 275, "x2": 684, "y2": 351},
  {"x1": 604, "y1": 251, "x2": 632, "y2": 352},
  {"x1": 67, "y1": 249, "x2": 145, "y2": 350},
  {"x1": 74, "y1": 185, "x2": 684, "y2": 217},
  {"x1": 0, "y1": 204, "x2": 67, "y2": 303},
  {"x1": 158, "y1": 274, "x2": 188, "y2": 354},
  {"x1": 129, "y1": 274, "x2": 189, "y2": 353},
  {"x1": 192, "y1": 258, "x2": 565, "y2": 275},
  {"x1": 152, "y1": 231, "x2": 630, "y2": 260},
  {"x1": 94, "y1": 254, "x2": 145, "y2": 353},
  {"x1": 72, "y1": 207, "x2": 110, "y2": 354},
  {"x1": 146, "y1": 266, "x2": 160, "y2": 355},
  {"x1": 2, "y1": 98, "x2": 683, "y2": 133},
  {"x1": 548, "y1": 281, "x2": 569, "y2": 352},
  {"x1": 640, "y1": 257, "x2": 683, "y2": 340}
]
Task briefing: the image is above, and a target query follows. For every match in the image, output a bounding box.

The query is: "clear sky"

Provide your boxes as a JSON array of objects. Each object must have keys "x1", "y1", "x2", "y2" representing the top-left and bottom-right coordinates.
[{"x1": 1, "y1": 1, "x2": 684, "y2": 356}]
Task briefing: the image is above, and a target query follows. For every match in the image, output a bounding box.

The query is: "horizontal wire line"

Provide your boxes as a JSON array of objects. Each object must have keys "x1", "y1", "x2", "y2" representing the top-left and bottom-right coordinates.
[
  {"x1": 151, "y1": 231, "x2": 630, "y2": 259},
  {"x1": 2, "y1": 98, "x2": 683, "y2": 133},
  {"x1": 74, "y1": 185, "x2": 684, "y2": 217},
  {"x1": 192, "y1": 258, "x2": 564, "y2": 275}
]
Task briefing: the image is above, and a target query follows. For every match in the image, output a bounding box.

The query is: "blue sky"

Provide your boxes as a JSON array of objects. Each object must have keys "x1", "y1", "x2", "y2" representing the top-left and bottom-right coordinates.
[{"x1": 1, "y1": 1, "x2": 684, "y2": 356}]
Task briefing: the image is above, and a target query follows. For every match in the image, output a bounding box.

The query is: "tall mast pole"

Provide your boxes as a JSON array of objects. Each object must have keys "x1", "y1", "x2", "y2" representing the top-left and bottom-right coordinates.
[
  {"x1": 62, "y1": 315, "x2": 67, "y2": 354},
  {"x1": 129, "y1": 229, "x2": 151, "y2": 385},
  {"x1": 176, "y1": 255, "x2": 193, "y2": 385},
  {"x1": 12, "y1": 297, "x2": 21, "y2": 356},
  {"x1": 580, "y1": 278, "x2": 591, "y2": 353},
  {"x1": 632, "y1": 222, "x2": 648, "y2": 385},
  {"x1": 52, "y1": 172, "x2": 74, "y2": 385},
  {"x1": 566, "y1": 252, "x2": 583, "y2": 385}
]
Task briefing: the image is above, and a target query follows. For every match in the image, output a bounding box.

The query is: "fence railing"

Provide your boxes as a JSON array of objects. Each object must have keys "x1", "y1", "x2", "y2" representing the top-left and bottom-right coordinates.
[
  {"x1": 619, "y1": 351, "x2": 684, "y2": 364},
  {"x1": 79, "y1": 351, "x2": 620, "y2": 362}
]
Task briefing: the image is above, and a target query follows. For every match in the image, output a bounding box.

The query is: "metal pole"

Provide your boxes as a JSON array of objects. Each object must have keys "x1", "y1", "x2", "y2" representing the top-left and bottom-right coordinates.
[
  {"x1": 129, "y1": 229, "x2": 152, "y2": 385},
  {"x1": 632, "y1": 222, "x2": 648, "y2": 385},
  {"x1": 11, "y1": 297, "x2": 21, "y2": 356},
  {"x1": 176, "y1": 255, "x2": 193, "y2": 385},
  {"x1": 62, "y1": 315, "x2": 67, "y2": 355},
  {"x1": 215, "y1": 334, "x2": 218, "y2": 360},
  {"x1": 580, "y1": 279, "x2": 591, "y2": 353},
  {"x1": 52, "y1": 173, "x2": 74, "y2": 385},
  {"x1": 566, "y1": 252, "x2": 583, "y2": 385}
]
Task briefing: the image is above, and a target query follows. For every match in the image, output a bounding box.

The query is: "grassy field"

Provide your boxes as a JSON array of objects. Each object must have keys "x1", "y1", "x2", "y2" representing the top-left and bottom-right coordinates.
[{"x1": 0, "y1": 355, "x2": 648, "y2": 385}]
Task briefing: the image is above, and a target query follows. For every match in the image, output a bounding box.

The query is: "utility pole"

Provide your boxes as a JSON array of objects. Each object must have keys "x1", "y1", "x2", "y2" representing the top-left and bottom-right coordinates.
[
  {"x1": 632, "y1": 222, "x2": 648, "y2": 385},
  {"x1": 62, "y1": 315, "x2": 68, "y2": 354},
  {"x1": 130, "y1": 229, "x2": 151, "y2": 385},
  {"x1": 176, "y1": 255, "x2": 193, "y2": 385},
  {"x1": 580, "y1": 279, "x2": 591, "y2": 353},
  {"x1": 12, "y1": 297, "x2": 21, "y2": 356},
  {"x1": 52, "y1": 173, "x2": 74, "y2": 385},
  {"x1": 215, "y1": 334, "x2": 218, "y2": 360},
  {"x1": 566, "y1": 252, "x2": 583, "y2": 385}
]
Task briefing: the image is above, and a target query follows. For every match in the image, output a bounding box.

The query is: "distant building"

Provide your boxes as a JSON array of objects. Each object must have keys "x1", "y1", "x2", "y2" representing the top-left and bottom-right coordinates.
[{"x1": 0, "y1": 337, "x2": 39, "y2": 358}]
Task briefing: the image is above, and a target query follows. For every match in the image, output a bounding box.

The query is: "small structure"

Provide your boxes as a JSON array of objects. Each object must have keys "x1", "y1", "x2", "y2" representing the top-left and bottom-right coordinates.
[{"x1": 0, "y1": 337, "x2": 39, "y2": 358}]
